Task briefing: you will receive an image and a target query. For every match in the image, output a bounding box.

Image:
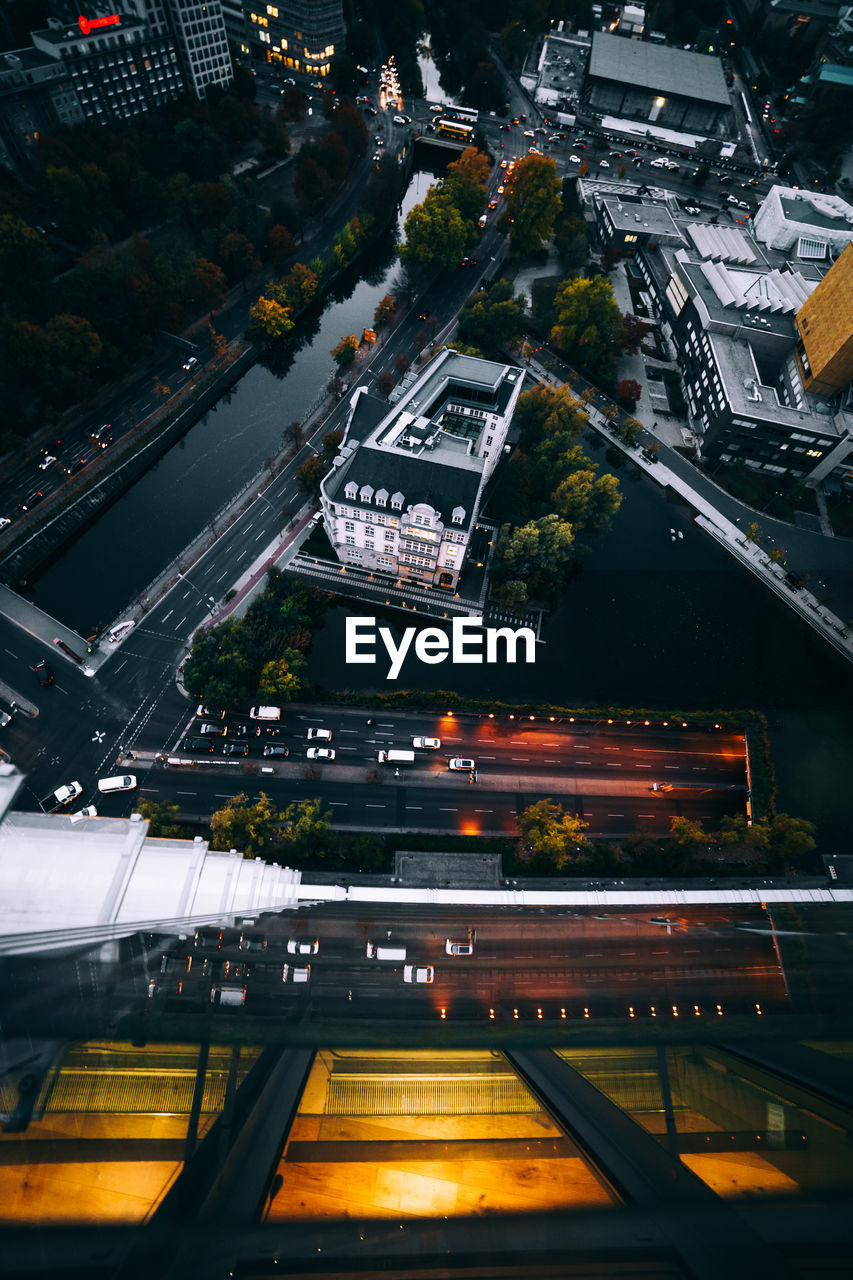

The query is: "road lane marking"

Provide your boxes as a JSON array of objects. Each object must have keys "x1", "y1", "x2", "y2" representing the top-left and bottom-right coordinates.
[
  {"x1": 406, "y1": 806, "x2": 422, "y2": 809},
  {"x1": 216, "y1": 572, "x2": 228, "y2": 583},
  {"x1": 175, "y1": 617, "x2": 186, "y2": 630},
  {"x1": 607, "y1": 813, "x2": 624, "y2": 816},
  {"x1": 575, "y1": 760, "x2": 591, "y2": 765},
  {"x1": 480, "y1": 755, "x2": 496, "y2": 760},
  {"x1": 439, "y1": 807, "x2": 458, "y2": 811},
  {"x1": 543, "y1": 759, "x2": 559, "y2": 763},
  {"x1": 176, "y1": 790, "x2": 197, "y2": 795},
  {"x1": 606, "y1": 763, "x2": 622, "y2": 767},
  {"x1": 636, "y1": 763, "x2": 651, "y2": 767},
  {"x1": 365, "y1": 804, "x2": 385, "y2": 808},
  {"x1": 474, "y1": 809, "x2": 493, "y2": 813},
  {"x1": 340, "y1": 729, "x2": 358, "y2": 733},
  {"x1": 162, "y1": 610, "x2": 173, "y2": 621},
  {"x1": 244, "y1": 523, "x2": 253, "y2": 532},
  {"x1": 4, "y1": 648, "x2": 18, "y2": 658},
  {"x1": 255, "y1": 531, "x2": 265, "y2": 540},
  {"x1": 329, "y1": 802, "x2": 348, "y2": 806},
  {"x1": 511, "y1": 757, "x2": 528, "y2": 761}
]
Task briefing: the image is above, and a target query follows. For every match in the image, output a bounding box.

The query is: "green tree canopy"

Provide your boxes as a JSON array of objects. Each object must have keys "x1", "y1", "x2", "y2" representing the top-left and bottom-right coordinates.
[
  {"x1": 551, "y1": 275, "x2": 623, "y2": 383},
  {"x1": 249, "y1": 295, "x2": 294, "y2": 340},
  {"x1": 210, "y1": 792, "x2": 283, "y2": 856},
  {"x1": 400, "y1": 187, "x2": 467, "y2": 271},
  {"x1": 257, "y1": 650, "x2": 306, "y2": 702},
  {"x1": 493, "y1": 513, "x2": 576, "y2": 603},
  {"x1": 498, "y1": 153, "x2": 561, "y2": 254},
  {"x1": 445, "y1": 146, "x2": 491, "y2": 223},
  {"x1": 456, "y1": 279, "x2": 526, "y2": 351},
  {"x1": 331, "y1": 333, "x2": 359, "y2": 369},
  {"x1": 516, "y1": 799, "x2": 589, "y2": 870}
]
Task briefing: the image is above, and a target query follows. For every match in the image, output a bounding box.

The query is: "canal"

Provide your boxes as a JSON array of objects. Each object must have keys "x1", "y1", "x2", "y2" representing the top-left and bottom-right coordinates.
[{"x1": 26, "y1": 165, "x2": 853, "y2": 850}]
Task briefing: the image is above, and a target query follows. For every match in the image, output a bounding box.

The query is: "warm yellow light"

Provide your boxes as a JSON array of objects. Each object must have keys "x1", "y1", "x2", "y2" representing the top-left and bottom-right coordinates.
[{"x1": 655, "y1": 96, "x2": 665, "y2": 107}]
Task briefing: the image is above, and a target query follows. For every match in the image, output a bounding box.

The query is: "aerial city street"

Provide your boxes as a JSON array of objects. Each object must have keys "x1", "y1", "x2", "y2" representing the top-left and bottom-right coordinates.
[{"x1": 1, "y1": 0, "x2": 853, "y2": 1272}]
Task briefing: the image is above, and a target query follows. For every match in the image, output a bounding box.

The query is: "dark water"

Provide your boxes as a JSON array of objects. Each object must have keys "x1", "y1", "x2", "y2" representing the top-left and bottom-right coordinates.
[
  {"x1": 27, "y1": 166, "x2": 444, "y2": 632},
  {"x1": 25, "y1": 169, "x2": 853, "y2": 850}
]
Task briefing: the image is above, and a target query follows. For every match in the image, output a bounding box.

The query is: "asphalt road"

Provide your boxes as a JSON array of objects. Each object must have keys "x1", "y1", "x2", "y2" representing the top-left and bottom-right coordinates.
[{"x1": 1, "y1": 902, "x2": 790, "y2": 1034}]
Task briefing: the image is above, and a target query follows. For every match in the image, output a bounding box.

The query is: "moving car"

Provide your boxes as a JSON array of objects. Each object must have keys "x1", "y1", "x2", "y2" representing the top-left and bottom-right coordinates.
[
  {"x1": 263, "y1": 745, "x2": 289, "y2": 758},
  {"x1": 598, "y1": 159, "x2": 610, "y2": 168},
  {"x1": 185, "y1": 736, "x2": 213, "y2": 753},
  {"x1": 0, "y1": 517, "x2": 10, "y2": 530},
  {"x1": 306, "y1": 727, "x2": 331, "y2": 740},
  {"x1": 403, "y1": 965, "x2": 434, "y2": 983},
  {"x1": 446, "y1": 934, "x2": 475, "y2": 955},
  {"x1": 97, "y1": 774, "x2": 137, "y2": 793},
  {"x1": 90, "y1": 423, "x2": 113, "y2": 448},
  {"x1": 182, "y1": 356, "x2": 198, "y2": 373},
  {"x1": 200, "y1": 722, "x2": 226, "y2": 735},
  {"x1": 21, "y1": 490, "x2": 44, "y2": 511},
  {"x1": 307, "y1": 747, "x2": 335, "y2": 761},
  {"x1": 38, "y1": 454, "x2": 57, "y2": 471},
  {"x1": 413, "y1": 737, "x2": 440, "y2": 749},
  {"x1": 222, "y1": 742, "x2": 248, "y2": 756},
  {"x1": 448, "y1": 758, "x2": 475, "y2": 771},
  {"x1": 284, "y1": 965, "x2": 311, "y2": 982},
  {"x1": 35, "y1": 660, "x2": 54, "y2": 685},
  {"x1": 197, "y1": 705, "x2": 225, "y2": 719},
  {"x1": 287, "y1": 937, "x2": 319, "y2": 955}
]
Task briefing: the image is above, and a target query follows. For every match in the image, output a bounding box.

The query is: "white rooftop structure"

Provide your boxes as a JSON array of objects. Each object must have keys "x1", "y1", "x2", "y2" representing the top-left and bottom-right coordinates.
[{"x1": 753, "y1": 185, "x2": 853, "y2": 254}]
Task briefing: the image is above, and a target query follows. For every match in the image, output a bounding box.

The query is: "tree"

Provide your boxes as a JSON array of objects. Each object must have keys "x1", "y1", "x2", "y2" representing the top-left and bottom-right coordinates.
[
  {"x1": 621, "y1": 313, "x2": 651, "y2": 354},
  {"x1": 275, "y1": 261, "x2": 318, "y2": 311},
  {"x1": 257, "y1": 650, "x2": 305, "y2": 701},
  {"x1": 769, "y1": 547, "x2": 786, "y2": 565},
  {"x1": 153, "y1": 376, "x2": 171, "y2": 402},
  {"x1": 322, "y1": 430, "x2": 343, "y2": 461},
  {"x1": 745, "y1": 522, "x2": 760, "y2": 543},
  {"x1": 395, "y1": 354, "x2": 411, "y2": 375},
  {"x1": 331, "y1": 333, "x2": 359, "y2": 369},
  {"x1": 615, "y1": 378, "x2": 642, "y2": 409},
  {"x1": 0, "y1": 215, "x2": 49, "y2": 297},
  {"x1": 457, "y1": 280, "x2": 527, "y2": 351},
  {"x1": 516, "y1": 799, "x2": 589, "y2": 870},
  {"x1": 400, "y1": 187, "x2": 467, "y2": 271},
  {"x1": 280, "y1": 798, "x2": 333, "y2": 859},
  {"x1": 445, "y1": 146, "x2": 491, "y2": 222},
  {"x1": 554, "y1": 466, "x2": 622, "y2": 531},
  {"x1": 249, "y1": 295, "x2": 294, "y2": 340},
  {"x1": 551, "y1": 275, "x2": 623, "y2": 383},
  {"x1": 296, "y1": 453, "x2": 328, "y2": 498},
  {"x1": 767, "y1": 813, "x2": 816, "y2": 862},
  {"x1": 377, "y1": 370, "x2": 395, "y2": 396},
  {"x1": 494, "y1": 579, "x2": 529, "y2": 611},
  {"x1": 137, "y1": 799, "x2": 190, "y2": 839},
  {"x1": 267, "y1": 223, "x2": 296, "y2": 265},
  {"x1": 217, "y1": 230, "x2": 260, "y2": 283},
  {"x1": 669, "y1": 816, "x2": 707, "y2": 847},
  {"x1": 210, "y1": 792, "x2": 283, "y2": 857},
  {"x1": 494, "y1": 514, "x2": 576, "y2": 602},
  {"x1": 498, "y1": 154, "x2": 561, "y2": 254},
  {"x1": 283, "y1": 419, "x2": 304, "y2": 449},
  {"x1": 373, "y1": 294, "x2": 397, "y2": 328},
  {"x1": 616, "y1": 417, "x2": 643, "y2": 446},
  {"x1": 193, "y1": 257, "x2": 226, "y2": 311}
]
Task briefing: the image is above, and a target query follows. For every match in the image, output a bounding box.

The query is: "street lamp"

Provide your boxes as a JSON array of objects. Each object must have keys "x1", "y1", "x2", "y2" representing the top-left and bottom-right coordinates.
[{"x1": 256, "y1": 491, "x2": 275, "y2": 514}]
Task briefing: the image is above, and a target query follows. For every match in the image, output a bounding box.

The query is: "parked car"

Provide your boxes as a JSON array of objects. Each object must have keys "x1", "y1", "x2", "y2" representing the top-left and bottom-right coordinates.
[
  {"x1": 306, "y1": 747, "x2": 335, "y2": 761},
  {"x1": 448, "y1": 758, "x2": 475, "y2": 771},
  {"x1": 71, "y1": 805, "x2": 98, "y2": 819},
  {"x1": 200, "y1": 722, "x2": 226, "y2": 736},
  {"x1": 185, "y1": 736, "x2": 213, "y2": 753},
  {"x1": 287, "y1": 937, "x2": 319, "y2": 955},
  {"x1": 197, "y1": 705, "x2": 225, "y2": 719},
  {"x1": 446, "y1": 935, "x2": 475, "y2": 955},
  {"x1": 222, "y1": 742, "x2": 248, "y2": 756},
  {"x1": 34, "y1": 660, "x2": 54, "y2": 685},
  {"x1": 684, "y1": 205, "x2": 701, "y2": 214},
  {"x1": 234, "y1": 723, "x2": 261, "y2": 737}
]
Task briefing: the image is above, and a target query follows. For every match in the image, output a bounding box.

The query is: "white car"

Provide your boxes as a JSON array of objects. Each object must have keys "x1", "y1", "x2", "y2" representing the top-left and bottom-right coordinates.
[
  {"x1": 287, "y1": 937, "x2": 319, "y2": 955},
  {"x1": 568, "y1": 154, "x2": 581, "y2": 163},
  {"x1": 448, "y1": 758, "x2": 475, "y2": 771},
  {"x1": 307, "y1": 747, "x2": 335, "y2": 761},
  {"x1": 684, "y1": 205, "x2": 701, "y2": 215},
  {"x1": 446, "y1": 937, "x2": 474, "y2": 955},
  {"x1": 0, "y1": 517, "x2": 11, "y2": 530},
  {"x1": 283, "y1": 964, "x2": 311, "y2": 982},
  {"x1": 182, "y1": 356, "x2": 198, "y2": 372},
  {"x1": 598, "y1": 159, "x2": 610, "y2": 168},
  {"x1": 38, "y1": 455, "x2": 57, "y2": 471},
  {"x1": 392, "y1": 114, "x2": 407, "y2": 125},
  {"x1": 306, "y1": 727, "x2": 332, "y2": 740},
  {"x1": 98, "y1": 774, "x2": 137, "y2": 793},
  {"x1": 71, "y1": 805, "x2": 98, "y2": 820},
  {"x1": 412, "y1": 737, "x2": 440, "y2": 750},
  {"x1": 403, "y1": 965, "x2": 434, "y2": 983}
]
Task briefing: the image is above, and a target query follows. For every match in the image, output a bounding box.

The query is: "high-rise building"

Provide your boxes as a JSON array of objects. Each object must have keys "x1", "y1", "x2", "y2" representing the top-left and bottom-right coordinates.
[
  {"x1": 226, "y1": 0, "x2": 344, "y2": 79},
  {"x1": 127, "y1": 0, "x2": 233, "y2": 98},
  {"x1": 795, "y1": 242, "x2": 853, "y2": 395}
]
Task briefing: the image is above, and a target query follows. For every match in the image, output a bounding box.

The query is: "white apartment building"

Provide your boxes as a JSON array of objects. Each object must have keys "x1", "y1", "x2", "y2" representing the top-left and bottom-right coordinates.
[
  {"x1": 319, "y1": 350, "x2": 526, "y2": 592},
  {"x1": 752, "y1": 185, "x2": 853, "y2": 258}
]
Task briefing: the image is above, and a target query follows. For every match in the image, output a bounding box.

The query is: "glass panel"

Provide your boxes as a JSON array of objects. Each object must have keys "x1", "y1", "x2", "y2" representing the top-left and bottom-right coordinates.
[
  {"x1": 559, "y1": 1044, "x2": 853, "y2": 1200},
  {"x1": 264, "y1": 1049, "x2": 618, "y2": 1220},
  {"x1": 0, "y1": 1041, "x2": 260, "y2": 1224}
]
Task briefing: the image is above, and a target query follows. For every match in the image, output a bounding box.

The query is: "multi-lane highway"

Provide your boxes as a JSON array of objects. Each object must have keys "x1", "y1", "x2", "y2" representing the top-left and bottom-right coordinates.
[{"x1": 1, "y1": 902, "x2": 791, "y2": 1034}]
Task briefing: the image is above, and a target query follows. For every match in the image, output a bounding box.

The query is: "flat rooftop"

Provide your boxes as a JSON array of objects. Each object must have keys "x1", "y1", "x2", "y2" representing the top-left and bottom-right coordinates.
[{"x1": 589, "y1": 31, "x2": 730, "y2": 108}]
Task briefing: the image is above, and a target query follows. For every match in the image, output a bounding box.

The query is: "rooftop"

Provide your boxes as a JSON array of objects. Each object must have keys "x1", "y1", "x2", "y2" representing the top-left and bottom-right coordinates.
[
  {"x1": 779, "y1": 192, "x2": 853, "y2": 231},
  {"x1": 588, "y1": 31, "x2": 730, "y2": 108},
  {"x1": 599, "y1": 196, "x2": 684, "y2": 239},
  {"x1": 710, "y1": 329, "x2": 846, "y2": 437}
]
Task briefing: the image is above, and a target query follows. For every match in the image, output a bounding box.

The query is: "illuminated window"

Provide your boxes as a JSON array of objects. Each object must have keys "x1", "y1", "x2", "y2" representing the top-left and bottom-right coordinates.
[{"x1": 266, "y1": 3, "x2": 278, "y2": 13}]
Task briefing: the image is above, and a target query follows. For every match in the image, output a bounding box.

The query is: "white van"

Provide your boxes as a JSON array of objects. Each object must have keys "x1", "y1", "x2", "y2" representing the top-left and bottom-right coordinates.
[
  {"x1": 98, "y1": 774, "x2": 137, "y2": 793},
  {"x1": 366, "y1": 941, "x2": 407, "y2": 961},
  {"x1": 378, "y1": 749, "x2": 415, "y2": 764},
  {"x1": 210, "y1": 985, "x2": 246, "y2": 1007},
  {"x1": 478, "y1": 213, "x2": 487, "y2": 227},
  {"x1": 249, "y1": 706, "x2": 281, "y2": 721}
]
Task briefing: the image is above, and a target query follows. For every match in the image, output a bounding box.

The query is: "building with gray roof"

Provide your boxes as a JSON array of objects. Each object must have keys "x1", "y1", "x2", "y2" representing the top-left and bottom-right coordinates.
[
  {"x1": 319, "y1": 350, "x2": 526, "y2": 592},
  {"x1": 752, "y1": 185, "x2": 853, "y2": 258},
  {"x1": 586, "y1": 31, "x2": 732, "y2": 134}
]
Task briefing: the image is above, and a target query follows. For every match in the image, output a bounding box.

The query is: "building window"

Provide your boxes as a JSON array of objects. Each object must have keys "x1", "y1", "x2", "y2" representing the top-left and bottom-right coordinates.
[{"x1": 345, "y1": 536, "x2": 355, "y2": 545}]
